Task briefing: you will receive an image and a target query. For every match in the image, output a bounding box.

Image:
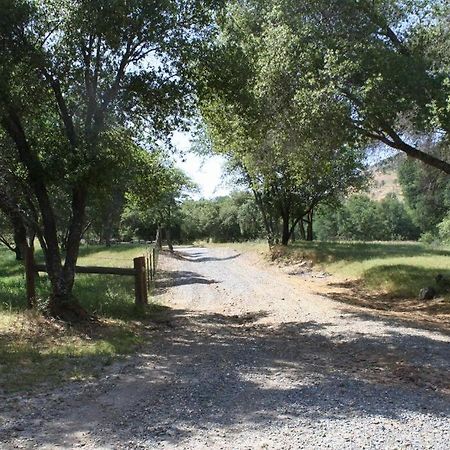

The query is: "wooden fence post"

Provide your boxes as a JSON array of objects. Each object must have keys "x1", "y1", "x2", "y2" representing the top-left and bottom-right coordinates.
[
  {"x1": 146, "y1": 252, "x2": 151, "y2": 285},
  {"x1": 152, "y1": 247, "x2": 156, "y2": 276},
  {"x1": 25, "y1": 246, "x2": 36, "y2": 308},
  {"x1": 148, "y1": 250, "x2": 153, "y2": 281},
  {"x1": 134, "y1": 256, "x2": 148, "y2": 305}
]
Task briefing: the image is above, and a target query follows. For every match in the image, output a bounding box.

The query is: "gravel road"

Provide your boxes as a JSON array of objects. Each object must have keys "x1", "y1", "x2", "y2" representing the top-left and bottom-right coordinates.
[{"x1": 1, "y1": 246, "x2": 449, "y2": 449}]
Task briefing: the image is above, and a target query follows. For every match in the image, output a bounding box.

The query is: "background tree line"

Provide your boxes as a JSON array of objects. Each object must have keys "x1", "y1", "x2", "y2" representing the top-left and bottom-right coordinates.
[{"x1": 177, "y1": 153, "x2": 450, "y2": 244}]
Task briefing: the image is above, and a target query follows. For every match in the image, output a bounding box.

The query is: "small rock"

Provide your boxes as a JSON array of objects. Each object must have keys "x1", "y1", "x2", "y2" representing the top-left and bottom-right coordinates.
[{"x1": 419, "y1": 287, "x2": 436, "y2": 300}]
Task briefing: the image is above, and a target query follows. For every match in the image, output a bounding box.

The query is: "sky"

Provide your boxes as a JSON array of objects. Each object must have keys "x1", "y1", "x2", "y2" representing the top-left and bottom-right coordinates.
[{"x1": 171, "y1": 131, "x2": 232, "y2": 200}]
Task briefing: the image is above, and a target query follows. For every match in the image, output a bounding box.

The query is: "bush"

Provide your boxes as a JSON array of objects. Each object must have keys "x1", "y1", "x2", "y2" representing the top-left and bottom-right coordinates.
[
  {"x1": 438, "y1": 214, "x2": 450, "y2": 243},
  {"x1": 419, "y1": 231, "x2": 439, "y2": 245}
]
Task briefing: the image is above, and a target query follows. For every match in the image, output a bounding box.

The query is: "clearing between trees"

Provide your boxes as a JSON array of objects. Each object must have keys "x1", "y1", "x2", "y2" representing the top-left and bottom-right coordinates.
[{"x1": 1, "y1": 246, "x2": 449, "y2": 449}]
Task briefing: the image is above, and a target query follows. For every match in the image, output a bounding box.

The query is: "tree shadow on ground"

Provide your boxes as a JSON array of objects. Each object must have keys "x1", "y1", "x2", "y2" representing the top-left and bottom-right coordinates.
[
  {"x1": 323, "y1": 264, "x2": 450, "y2": 322},
  {"x1": 168, "y1": 248, "x2": 241, "y2": 263},
  {"x1": 6, "y1": 305, "x2": 449, "y2": 448},
  {"x1": 0, "y1": 316, "x2": 142, "y2": 394},
  {"x1": 154, "y1": 270, "x2": 219, "y2": 296},
  {"x1": 338, "y1": 307, "x2": 450, "y2": 336}
]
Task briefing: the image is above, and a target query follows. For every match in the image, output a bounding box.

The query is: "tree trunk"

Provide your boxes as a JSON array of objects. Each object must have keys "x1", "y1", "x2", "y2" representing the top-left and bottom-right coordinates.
[
  {"x1": 12, "y1": 215, "x2": 27, "y2": 261},
  {"x1": 48, "y1": 187, "x2": 89, "y2": 323},
  {"x1": 166, "y1": 228, "x2": 174, "y2": 252},
  {"x1": 44, "y1": 201, "x2": 90, "y2": 321},
  {"x1": 252, "y1": 189, "x2": 274, "y2": 247},
  {"x1": 101, "y1": 190, "x2": 124, "y2": 246},
  {"x1": 299, "y1": 219, "x2": 306, "y2": 240},
  {"x1": 103, "y1": 220, "x2": 113, "y2": 247},
  {"x1": 288, "y1": 217, "x2": 302, "y2": 244},
  {"x1": 0, "y1": 194, "x2": 28, "y2": 260},
  {"x1": 155, "y1": 226, "x2": 162, "y2": 250},
  {"x1": 2, "y1": 111, "x2": 67, "y2": 307},
  {"x1": 306, "y1": 210, "x2": 314, "y2": 241},
  {"x1": 281, "y1": 214, "x2": 290, "y2": 246},
  {"x1": 62, "y1": 185, "x2": 88, "y2": 286}
]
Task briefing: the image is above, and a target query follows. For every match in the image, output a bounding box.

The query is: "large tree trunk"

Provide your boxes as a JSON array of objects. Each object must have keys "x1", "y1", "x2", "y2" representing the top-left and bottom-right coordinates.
[
  {"x1": 62, "y1": 185, "x2": 87, "y2": 288},
  {"x1": 47, "y1": 185, "x2": 89, "y2": 321},
  {"x1": 2, "y1": 109, "x2": 88, "y2": 321},
  {"x1": 288, "y1": 217, "x2": 302, "y2": 244},
  {"x1": 39, "y1": 188, "x2": 83, "y2": 320}
]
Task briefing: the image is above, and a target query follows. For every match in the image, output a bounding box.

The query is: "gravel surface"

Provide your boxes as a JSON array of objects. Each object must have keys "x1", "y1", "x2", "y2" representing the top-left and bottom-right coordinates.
[{"x1": 1, "y1": 246, "x2": 449, "y2": 449}]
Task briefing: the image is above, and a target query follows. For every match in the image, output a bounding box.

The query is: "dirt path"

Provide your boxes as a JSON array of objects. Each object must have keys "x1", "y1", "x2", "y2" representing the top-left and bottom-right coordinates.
[{"x1": 1, "y1": 246, "x2": 450, "y2": 449}]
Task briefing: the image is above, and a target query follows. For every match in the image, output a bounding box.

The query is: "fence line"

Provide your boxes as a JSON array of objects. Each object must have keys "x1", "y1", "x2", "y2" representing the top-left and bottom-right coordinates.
[
  {"x1": 25, "y1": 244, "x2": 160, "y2": 309},
  {"x1": 146, "y1": 245, "x2": 159, "y2": 285}
]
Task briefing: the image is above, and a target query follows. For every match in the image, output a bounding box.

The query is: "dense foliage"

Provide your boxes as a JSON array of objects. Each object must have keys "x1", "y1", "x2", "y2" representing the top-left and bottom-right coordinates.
[
  {"x1": 194, "y1": 0, "x2": 369, "y2": 245},
  {"x1": 180, "y1": 192, "x2": 264, "y2": 242},
  {"x1": 315, "y1": 194, "x2": 419, "y2": 242},
  {"x1": 398, "y1": 156, "x2": 450, "y2": 236}
]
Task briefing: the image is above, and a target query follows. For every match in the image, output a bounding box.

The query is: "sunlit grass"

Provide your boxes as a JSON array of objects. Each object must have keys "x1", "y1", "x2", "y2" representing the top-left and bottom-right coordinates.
[
  {"x1": 277, "y1": 241, "x2": 450, "y2": 299},
  {"x1": 76, "y1": 244, "x2": 150, "y2": 268}
]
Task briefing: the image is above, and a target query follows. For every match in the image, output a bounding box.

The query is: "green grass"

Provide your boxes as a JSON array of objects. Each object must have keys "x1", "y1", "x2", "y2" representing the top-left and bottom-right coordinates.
[
  {"x1": 275, "y1": 241, "x2": 450, "y2": 299},
  {"x1": 0, "y1": 244, "x2": 162, "y2": 393},
  {"x1": 1, "y1": 244, "x2": 151, "y2": 315}
]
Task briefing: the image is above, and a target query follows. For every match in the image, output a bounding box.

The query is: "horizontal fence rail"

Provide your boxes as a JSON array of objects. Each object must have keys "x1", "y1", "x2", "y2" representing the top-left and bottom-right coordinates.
[{"x1": 34, "y1": 264, "x2": 136, "y2": 276}]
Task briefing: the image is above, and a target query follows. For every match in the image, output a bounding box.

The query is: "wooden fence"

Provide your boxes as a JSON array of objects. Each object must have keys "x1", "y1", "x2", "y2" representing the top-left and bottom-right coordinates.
[
  {"x1": 25, "y1": 245, "x2": 159, "y2": 307},
  {"x1": 146, "y1": 246, "x2": 158, "y2": 286}
]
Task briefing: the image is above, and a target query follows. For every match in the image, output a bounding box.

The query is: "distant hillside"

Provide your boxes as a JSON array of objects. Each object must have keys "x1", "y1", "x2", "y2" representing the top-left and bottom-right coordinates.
[{"x1": 369, "y1": 154, "x2": 404, "y2": 201}]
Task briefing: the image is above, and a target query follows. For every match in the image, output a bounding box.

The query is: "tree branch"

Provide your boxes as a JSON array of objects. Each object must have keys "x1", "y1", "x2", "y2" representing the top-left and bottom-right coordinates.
[
  {"x1": 41, "y1": 69, "x2": 78, "y2": 150},
  {"x1": 0, "y1": 234, "x2": 16, "y2": 252}
]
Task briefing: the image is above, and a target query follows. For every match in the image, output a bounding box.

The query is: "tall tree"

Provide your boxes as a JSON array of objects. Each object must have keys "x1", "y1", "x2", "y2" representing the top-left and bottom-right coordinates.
[
  {"x1": 124, "y1": 152, "x2": 193, "y2": 250},
  {"x1": 0, "y1": 0, "x2": 216, "y2": 319},
  {"x1": 194, "y1": 0, "x2": 366, "y2": 245}
]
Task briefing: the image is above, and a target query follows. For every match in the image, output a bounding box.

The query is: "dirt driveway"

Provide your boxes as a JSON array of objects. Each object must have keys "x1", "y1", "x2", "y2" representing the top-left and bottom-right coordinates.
[{"x1": 1, "y1": 246, "x2": 449, "y2": 449}]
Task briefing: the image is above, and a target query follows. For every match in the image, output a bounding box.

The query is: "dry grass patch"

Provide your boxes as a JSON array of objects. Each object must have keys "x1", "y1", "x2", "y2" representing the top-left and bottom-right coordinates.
[{"x1": 0, "y1": 310, "x2": 142, "y2": 393}]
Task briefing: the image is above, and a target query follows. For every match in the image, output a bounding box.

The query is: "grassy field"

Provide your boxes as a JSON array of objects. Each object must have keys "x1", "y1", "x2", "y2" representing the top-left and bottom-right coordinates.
[
  {"x1": 278, "y1": 241, "x2": 450, "y2": 299},
  {"x1": 0, "y1": 244, "x2": 161, "y2": 392}
]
